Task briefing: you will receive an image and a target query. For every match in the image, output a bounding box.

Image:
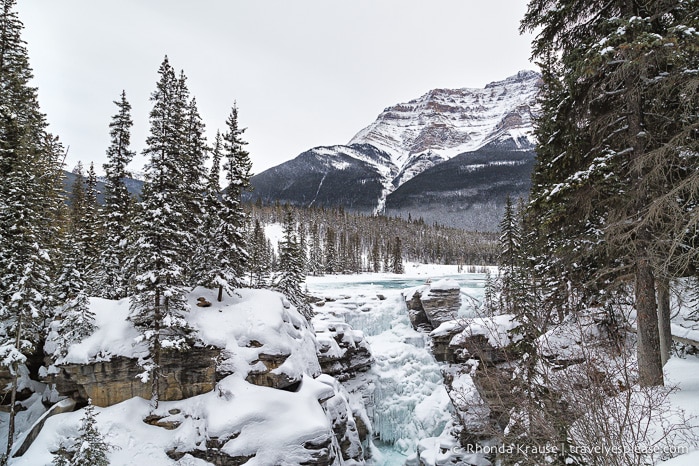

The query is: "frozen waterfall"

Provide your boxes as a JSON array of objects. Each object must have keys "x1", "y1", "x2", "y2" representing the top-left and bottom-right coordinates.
[{"x1": 307, "y1": 273, "x2": 484, "y2": 461}]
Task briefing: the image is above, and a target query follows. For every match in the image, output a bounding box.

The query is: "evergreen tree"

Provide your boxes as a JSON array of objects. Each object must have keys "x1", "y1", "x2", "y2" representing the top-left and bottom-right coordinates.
[
  {"x1": 69, "y1": 162, "x2": 87, "y2": 227},
  {"x1": 247, "y1": 218, "x2": 271, "y2": 288},
  {"x1": 180, "y1": 94, "x2": 208, "y2": 282},
  {"x1": 482, "y1": 268, "x2": 496, "y2": 315},
  {"x1": 274, "y1": 209, "x2": 312, "y2": 320},
  {"x1": 96, "y1": 91, "x2": 135, "y2": 299},
  {"x1": 129, "y1": 56, "x2": 192, "y2": 409},
  {"x1": 0, "y1": 0, "x2": 64, "y2": 455},
  {"x1": 371, "y1": 239, "x2": 381, "y2": 273},
  {"x1": 297, "y1": 219, "x2": 308, "y2": 276},
  {"x1": 521, "y1": 0, "x2": 699, "y2": 387},
  {"x1": 81, "y1": 162, "x2": 101, "y2": 291},
  {"x1": 391, "y1": 236, "x2": 404, "y2": 274},
  {"x1": 324, "y1": 226, "x2": 337, "y2": 274},
  {"x1": 307, "y1": 221, "x2": 324, "y2": 276},
  {"x1": 53, "y1": 400, "x2": 111, "y2": 466},
  {"x1": 499, "y1": 195, "x2": 522, "y2": 314},
  {"x1": 49, "y1": 203, "x2": 96, "y2": 359},
  {"x1": 206, "y1": 104, "x2": 252, "y2": 301},
  {"x1": 199, "y1": 131, "x2": 224, "y2": 287},
  {"x1": 70, "y1": 401, "x2": 111, "y2": 466}
]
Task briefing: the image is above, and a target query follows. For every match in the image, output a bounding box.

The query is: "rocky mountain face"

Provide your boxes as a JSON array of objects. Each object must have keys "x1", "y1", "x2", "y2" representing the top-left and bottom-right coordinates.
[{"x1": 247, "y1": 70, "x2": 540, "y2": 231}]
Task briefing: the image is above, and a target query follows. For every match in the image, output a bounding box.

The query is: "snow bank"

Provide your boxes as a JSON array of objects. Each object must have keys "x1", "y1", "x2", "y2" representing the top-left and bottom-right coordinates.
[
  {"x1": 430, "y1": 278, "x2": 460, "y2": 291},
  {"x1": 431, "y1": 314, "x2": 518, "y2": 349},
  {"x1": 17, "y1": 287, "x2": 365, "y2": 465}
]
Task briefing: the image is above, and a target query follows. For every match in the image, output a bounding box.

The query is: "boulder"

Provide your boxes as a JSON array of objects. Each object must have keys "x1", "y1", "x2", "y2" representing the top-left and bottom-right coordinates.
[
  {"x1": 420, "y1": 279, "x2": 461, "y2": 327},
  {"x1": 403, "y1": 279, "x2": 461, "y2": 330},
  {"x1": 405, "y1": 290, "x2": 434, "y2": 331},
  {"x1": 314, "y1": 320, "x2": 372, "y2": 381},
  {"x1": 245, "y1": 352, "x2": 299, "y2": 389}
]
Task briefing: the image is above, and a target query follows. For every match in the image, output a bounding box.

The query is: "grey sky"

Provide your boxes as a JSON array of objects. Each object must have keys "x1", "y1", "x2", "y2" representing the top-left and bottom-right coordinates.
[{"x1": 17, "y1": 0, "x2": 535, "y2": 175}]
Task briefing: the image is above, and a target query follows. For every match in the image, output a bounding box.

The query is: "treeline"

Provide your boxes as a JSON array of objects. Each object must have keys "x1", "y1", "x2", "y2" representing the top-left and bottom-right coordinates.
[{"x1": 244, "y1": 202, "x2": 498, "y2": 280}]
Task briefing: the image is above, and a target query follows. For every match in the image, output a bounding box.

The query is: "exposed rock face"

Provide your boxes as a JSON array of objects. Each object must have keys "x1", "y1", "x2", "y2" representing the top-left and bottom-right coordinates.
[
  {"x1": 317, "y1": 374, "x2": 368, "y2": 464},
  {"x1": 431, "y1": 328, "x2": 509, "y2": 365},
  {"x1": 405, "y1": 290, "x2": 434, "y2": 332},
  {"x1": 13, "y1": 398, "x2": 77, "y2": 458},
  {"x1": 349, "y1": 70, "x2": 540, "y2": 181},
  {"x1": 427, "y1": 315, "x2": 520, "y2": 441},
  {"x1": 404, "y1": 279, "x2": 461, "y2": 331},
  {"x1": 245, "y1": 352, "x2": 299, "y2": 389},
  {"x1": 167, "y1": 437, "x2": 256, "y2": 466},
  {"x1": 45, "y1": 346, "x2": 220, "y2": 407},
  {"x1": 420, "y1": 280, "x2": 462, "y2": 327},
  {"x1": 429, "y1": 323, "x2": 462, "y2": 363},
  {"x1": 314, "y1": 321, "x2": 372, "y2": 381}
]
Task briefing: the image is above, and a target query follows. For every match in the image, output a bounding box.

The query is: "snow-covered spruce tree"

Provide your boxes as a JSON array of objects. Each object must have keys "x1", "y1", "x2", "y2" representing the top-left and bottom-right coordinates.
[
  {"x1": 49, "y1": 168, "x2": 97, "y2": 359},
  {"x1": 274, "y1": 208, "x2": 313, "y2": 321},
  {"x1": 247, "y1": 218, "x2": 271, "y2": 288},
  {"x1": 198, "y1": 130, "x2": 224, "y2": 287},
  {"x1": 307, "y1": 221, "x2": 324, "y2": 276},
  {"x1": 96, "y1": 91, "x2": 136, "y2": 300},
  {"x1": 370, "y1": 238, "x2": 381, "y2": 273},
  {"x1": 80, "y1": 162, "x2": 101, "y2": 292},
  {"x1": 128, "y1": 56, "x2": 192, "y2": 409},
  {"x1": 203, "y1": 104, "x2": 252, "y2": 302},
  {"x1": 179, "y1": 93, "x2": 209, "y2": 283},
  {"x1": 521, "y1": 0, "x2": 699, "y2": 387},
  {"x1": 498, "y1": 194, "x2": 521, "y2": 314},
  {"x1": 0, "y1": 0, "x2": 65, "y2": 457},
  {"x1": 391, "y1": 236, "x2": 404, "y2": 274},
  {"x1": 52, "y1": 399, "x2": 111, "y2": 466},
  {"x1": 324, "y1": 226, "x2": 338, "y2": 274}
]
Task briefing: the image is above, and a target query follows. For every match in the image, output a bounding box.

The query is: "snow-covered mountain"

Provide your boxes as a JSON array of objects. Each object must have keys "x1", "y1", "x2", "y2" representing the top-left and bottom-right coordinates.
[
  {"x1": 349, "y1": 69, "x2": 540, "y2": 186},
  {"x1": 248, "y1": 71, "x2": 541, "y2": 230}
]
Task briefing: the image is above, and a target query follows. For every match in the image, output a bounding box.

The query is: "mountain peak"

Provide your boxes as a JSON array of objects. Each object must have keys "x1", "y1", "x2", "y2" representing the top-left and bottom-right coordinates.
[
  {"x1": 249, "y1": 70, "x2": 540, "y2": 230},
  {"x1": 484, "y1": 69, "x2": 541, "y2": 89},
  {"x1": 348, "y1": 70, "x2": 540, "y2": 185}
]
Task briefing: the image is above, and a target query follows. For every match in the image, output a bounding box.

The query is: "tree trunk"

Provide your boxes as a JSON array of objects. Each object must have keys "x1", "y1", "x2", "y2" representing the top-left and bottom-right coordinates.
[
  {"x1": 217, "y1": 284, "x2": 223, "y2": 302},
  {"x1": 636, "y1": 253, "x2": 664, "y2": 386},
  {"x1": 624, "y1": 44, "x2": 664, "y2": 386},
  {"x1": 5, "y1": 314, "x2": 22, "y2": 457},
  {"x1": 152, "y1": 289, "x2": 161, "y2": 410},
  {"x1": 657, "y1": 277, "x2": 672, "y2": 366}
]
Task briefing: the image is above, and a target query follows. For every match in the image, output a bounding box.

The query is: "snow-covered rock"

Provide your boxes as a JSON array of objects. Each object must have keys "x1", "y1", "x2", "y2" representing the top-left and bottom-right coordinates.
[
  {"x1": 404, "y1": 279, "x2": 462, "y2": 331},
  {"x1": 15, "y1": 288, "x2": 371, "y2": 464},
  {"x1": 43, "y1": 288, "x2": 322, "y2": 406},
  {"x1": 313, "y1": 318, "x2": 373, "y2": 381}
]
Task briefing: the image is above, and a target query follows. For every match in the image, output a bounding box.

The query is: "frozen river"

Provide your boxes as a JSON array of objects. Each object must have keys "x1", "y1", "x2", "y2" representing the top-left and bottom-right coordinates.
[{"x1": 306, "y1": 265, "x2": 487, "y2": 465}]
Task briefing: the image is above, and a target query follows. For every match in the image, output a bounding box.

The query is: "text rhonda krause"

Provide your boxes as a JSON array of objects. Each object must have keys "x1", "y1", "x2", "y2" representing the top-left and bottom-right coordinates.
[{"x1": 453, "y1": 444, "x2": 690, "y2": 456}]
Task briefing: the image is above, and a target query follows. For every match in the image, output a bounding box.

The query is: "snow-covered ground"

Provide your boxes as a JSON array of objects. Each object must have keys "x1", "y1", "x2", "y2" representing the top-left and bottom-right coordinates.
[
  {"x1": 6, "y1": 288, "x2": 344, "y2": 466},
  {"x1": 657, "y1": 357, "x2": 699, "y2": 465}
]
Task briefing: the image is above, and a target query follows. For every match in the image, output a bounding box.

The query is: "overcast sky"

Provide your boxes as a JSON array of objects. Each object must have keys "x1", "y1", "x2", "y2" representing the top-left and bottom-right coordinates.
[{"x1": 17, "y1": 0, "x2": 535, "y2": 176}]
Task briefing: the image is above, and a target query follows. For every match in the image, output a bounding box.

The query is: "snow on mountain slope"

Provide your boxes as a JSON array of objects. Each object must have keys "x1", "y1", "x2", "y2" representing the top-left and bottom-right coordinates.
[
  {"x1": 248, "y1": 70, "x2": 540, "y2": 224},
  {"x1": 349, "y1": 70, "x2": 540, "y2": 185}
]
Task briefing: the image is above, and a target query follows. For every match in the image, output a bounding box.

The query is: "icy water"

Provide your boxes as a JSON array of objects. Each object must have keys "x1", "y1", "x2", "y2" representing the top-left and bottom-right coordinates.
[{"x1": 306, "y1": 270, "x2": 486, "y2": 465}]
